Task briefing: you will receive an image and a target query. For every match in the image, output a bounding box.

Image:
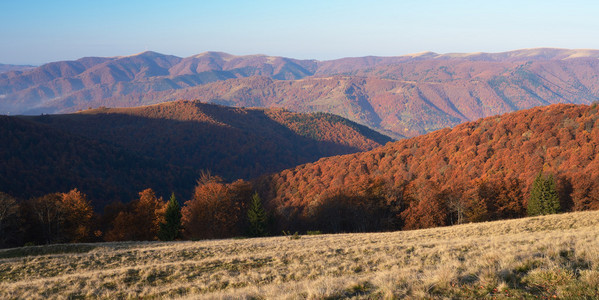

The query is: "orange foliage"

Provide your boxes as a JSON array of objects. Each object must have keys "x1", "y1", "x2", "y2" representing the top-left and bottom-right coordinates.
[
  {"x1": 105, "y1": 188, "x2": 166, "y2": 241},
  {"x1": 401, "y1": 180, "x2": 448, "y2": 230},
  {"x1": 257, "y1": 104, "x2": 599, "y2": 231},
  {"x1": 181, "y1": 174, "x2": 252, "y2": 239},
  {"x1": 60, "y1": 188, "x2": 95, "y2": 243},
  {"x1": 303, "y1": 178, "x2": 402, "y2": 233}
]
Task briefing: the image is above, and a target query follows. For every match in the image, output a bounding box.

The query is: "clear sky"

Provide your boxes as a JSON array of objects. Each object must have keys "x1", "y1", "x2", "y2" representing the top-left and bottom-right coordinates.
[{"x1": 1, "y1": 0, "x2": 599, "y2": 65}]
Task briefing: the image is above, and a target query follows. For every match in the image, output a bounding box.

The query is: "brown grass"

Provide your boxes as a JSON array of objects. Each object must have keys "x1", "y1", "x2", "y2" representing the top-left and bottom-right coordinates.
[{"x1": 1, "y1": 210, "x2": 599, "y2": 299}]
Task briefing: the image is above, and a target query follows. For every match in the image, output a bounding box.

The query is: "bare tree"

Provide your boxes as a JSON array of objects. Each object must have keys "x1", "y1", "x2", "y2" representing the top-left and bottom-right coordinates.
[{"x1": 0, "y1": 192, "x2": 19, "y2": 247}]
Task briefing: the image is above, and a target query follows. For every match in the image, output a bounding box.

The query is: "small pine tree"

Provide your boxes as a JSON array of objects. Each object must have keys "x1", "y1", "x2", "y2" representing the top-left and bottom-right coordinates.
[
  {"x1": 544, "y1": 174, "x2": 561, "y2": 214},
  {"x1": 528, "y1": 171, "x2": 560, "y2": 216},
  {"x1": 158, "y1": 193, "x2": 182, "y2": 241},
  {"x1": 247, "y1": 192, "x2": 268, "y2": 237}
]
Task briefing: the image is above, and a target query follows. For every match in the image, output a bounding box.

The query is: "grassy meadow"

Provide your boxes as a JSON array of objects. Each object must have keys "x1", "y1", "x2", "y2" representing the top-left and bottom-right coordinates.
[{"x1": 1, "y1": 210, "x2": 599, "y2": 299}]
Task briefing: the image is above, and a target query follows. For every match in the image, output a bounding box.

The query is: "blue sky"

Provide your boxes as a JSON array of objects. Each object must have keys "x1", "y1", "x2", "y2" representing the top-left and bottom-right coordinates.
[{"x1": 1, "y1": 0, "x2": 599, "y2": 65}]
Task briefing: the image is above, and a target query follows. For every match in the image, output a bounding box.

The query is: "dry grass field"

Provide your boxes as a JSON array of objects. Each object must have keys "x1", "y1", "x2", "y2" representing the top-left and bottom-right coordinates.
[{"x1": 1, "y1": 211, "x2": 599, "y2": 299}]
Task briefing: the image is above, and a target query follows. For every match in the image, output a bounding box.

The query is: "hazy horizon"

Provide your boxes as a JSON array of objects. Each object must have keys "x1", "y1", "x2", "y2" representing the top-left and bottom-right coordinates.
[
  {"x1": 2, "y1": 0, "x2": 599, "y2": 65},
  {"x1": 7, "y1": 46, "x2": 599, "y2": 67}
]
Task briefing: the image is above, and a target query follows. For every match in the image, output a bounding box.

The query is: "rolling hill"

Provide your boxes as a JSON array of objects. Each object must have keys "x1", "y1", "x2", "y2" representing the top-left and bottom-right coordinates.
[
  {"x1": 253, "y1": 103, "x2": 599, "y2": 231},
  {"x1": 3, "y1": 48, "x2": 599, "y2": 138},
  {"x1": 24, "y1": 100, "x2": 390, "y2": 180},
  {"x1": 2, "y1": 100, "x2": 390, "y2": 205}
]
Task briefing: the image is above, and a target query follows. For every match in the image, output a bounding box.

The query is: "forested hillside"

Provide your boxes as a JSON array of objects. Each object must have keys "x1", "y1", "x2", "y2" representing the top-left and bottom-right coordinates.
[
  {"x1": 25, "y1": 100, "x2": 391, "y2": 181},
  {"x1": 0, "y1": 100, "x2": 389, "y2": 205},
  {"x1": 255, "y1": 103, "x2": 599, "y2": 231},
  {"x1": 0, "y1": 116, "x2": 196, "y2": 207},
  {"x1": 1, "y1": 103, "x2": 598, "y2": 248}
]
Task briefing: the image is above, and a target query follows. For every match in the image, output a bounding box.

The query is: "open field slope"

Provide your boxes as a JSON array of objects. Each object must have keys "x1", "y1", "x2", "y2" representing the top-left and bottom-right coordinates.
[
  {"x1": 3, "y1": 48, "x2": 599, "y2": 138},
  {"x1": 1, "y1": 210, "x2": 598, "y2": 299}
]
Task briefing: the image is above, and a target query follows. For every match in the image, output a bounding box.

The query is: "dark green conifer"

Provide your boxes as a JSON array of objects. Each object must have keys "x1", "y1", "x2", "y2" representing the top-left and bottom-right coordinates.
[
  {"x1": 528, "y1": 171, "x2": 560, "y2": 216},
  {"x1": 158, "y1": 193, "x2": 182, "y2": 241},
  {"x1": 247, "y1": 192, "x2": 268, "y2": 237}
]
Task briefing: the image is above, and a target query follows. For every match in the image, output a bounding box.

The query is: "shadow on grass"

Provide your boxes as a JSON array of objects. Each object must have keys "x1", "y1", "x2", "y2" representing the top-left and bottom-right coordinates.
[{"x1": 0, "y1": 244, "x2": 98, "y2": 259}]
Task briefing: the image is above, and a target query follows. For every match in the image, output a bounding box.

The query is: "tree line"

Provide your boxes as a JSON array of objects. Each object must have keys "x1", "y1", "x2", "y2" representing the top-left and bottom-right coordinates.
[{"x1": 0, "y1": 169, "x2": 563, "y2": 249}]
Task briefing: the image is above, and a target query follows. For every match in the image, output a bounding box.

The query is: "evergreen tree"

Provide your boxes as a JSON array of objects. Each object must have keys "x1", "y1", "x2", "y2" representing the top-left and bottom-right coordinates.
[
  {"x1": 528, "y1": 171, "x2": 561, "y2": 216},
  {"x1": 158, "y1": 193, "x2": 182, "y2": 241},
  {"x1": 247, "y1": 192, "x2": 268, "y2": 237}
]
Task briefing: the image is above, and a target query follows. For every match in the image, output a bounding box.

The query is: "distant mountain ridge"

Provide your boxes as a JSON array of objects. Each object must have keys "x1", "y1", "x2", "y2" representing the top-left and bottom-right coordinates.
[
  {"x1": 0, "y1": 63, "x2": 35, "y2": 73},
  {"x1": 3, "y1": 48, "x2": 599, "y2": 138}
]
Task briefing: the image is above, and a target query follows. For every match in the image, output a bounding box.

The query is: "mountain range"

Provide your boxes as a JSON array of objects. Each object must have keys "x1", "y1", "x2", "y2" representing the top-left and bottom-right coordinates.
[
  {"x1": 2, "y1": 100, "x2": 389, "y2": 206},
  {"x1": 0, "y1": 64, "x2": 35, "y2": 73},
  {"x1": 3, "y1": 48, "x2": 599, "y2": 138}
]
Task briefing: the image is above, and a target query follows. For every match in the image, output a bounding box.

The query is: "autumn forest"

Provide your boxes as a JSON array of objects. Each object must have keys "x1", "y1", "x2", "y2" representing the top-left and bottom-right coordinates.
[{"x1": 1, "y1": 101, "x2": 598, "y2": 249}]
